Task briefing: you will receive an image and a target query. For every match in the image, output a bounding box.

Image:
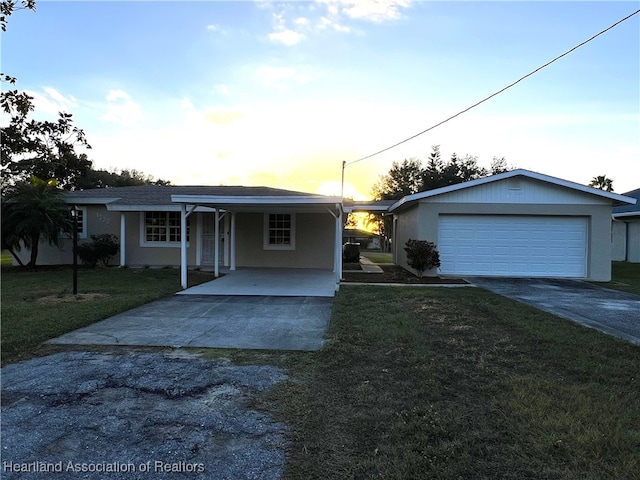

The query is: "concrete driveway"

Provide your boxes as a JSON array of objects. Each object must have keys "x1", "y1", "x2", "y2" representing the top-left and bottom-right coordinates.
[
  {"x1": 470, "y1": 277, "x2": 640, "y2": 345},
  {"x1": 48, "y1": 295, "x2": 332, "y2": 351}
]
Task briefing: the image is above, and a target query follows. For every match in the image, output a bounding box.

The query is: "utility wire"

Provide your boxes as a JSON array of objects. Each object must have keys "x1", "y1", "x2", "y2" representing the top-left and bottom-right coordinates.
[{"x1": 346, "y1": 8, "x2": 640, "y2": 167}]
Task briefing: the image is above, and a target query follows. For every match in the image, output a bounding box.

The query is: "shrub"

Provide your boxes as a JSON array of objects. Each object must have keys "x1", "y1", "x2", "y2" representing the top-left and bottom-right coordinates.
[
  {"x1": 343, "y1": 243, "x2": 360, "y2": 263},
  {"x1": 404, "y1": 239, "x2": 441, "y2": 277},
  {"x1": 77, "y1": 234, "x2": 119, "y2": 267}
]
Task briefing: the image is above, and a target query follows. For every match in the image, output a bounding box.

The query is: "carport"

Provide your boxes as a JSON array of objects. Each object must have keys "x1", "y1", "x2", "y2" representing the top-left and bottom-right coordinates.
[
  {"x1": 178, "y1": 268, "x2": 337, "y2": 297},
  {"x1": 170, "y1": 193, "x2": 344, "y2": 291}
]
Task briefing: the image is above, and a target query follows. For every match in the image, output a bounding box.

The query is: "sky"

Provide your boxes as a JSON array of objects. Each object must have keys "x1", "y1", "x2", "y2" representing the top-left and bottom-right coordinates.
[{"x1": 2, "y1": 0, "x2": 639, "y2": 198}]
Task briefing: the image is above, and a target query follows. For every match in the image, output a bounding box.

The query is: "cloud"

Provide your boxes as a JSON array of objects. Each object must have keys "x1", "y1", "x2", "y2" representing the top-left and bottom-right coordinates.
[
  {"x1": 102, "y1": 89, "x2": 143, "y2": 128},
  {"x1": 316, "y1": 0, "x2": 410, "y2": 24},
  {"x1": 214, "y1": 84, "x2": 230, "y2": 96},
  {"x1": 255, "y1": 66, "x2": 313, "y2": 89},
  {"x1": 27, "y1": 87, "x2": 78, "y2": 116},
  {"x1": 268, "y1": 28, "x2": 305, "y2": 46},
  {"x1": 204, "y1": 107, "x2": 244, "y2": 125},
  {"x1": 338, "y1": 0, "x2": 410, "y2": 23}
]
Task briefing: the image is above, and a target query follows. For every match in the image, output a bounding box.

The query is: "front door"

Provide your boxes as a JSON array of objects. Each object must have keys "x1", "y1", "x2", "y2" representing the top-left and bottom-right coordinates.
[{"x1": 200, "y1": 213, "x2": 227, "y2": 266}]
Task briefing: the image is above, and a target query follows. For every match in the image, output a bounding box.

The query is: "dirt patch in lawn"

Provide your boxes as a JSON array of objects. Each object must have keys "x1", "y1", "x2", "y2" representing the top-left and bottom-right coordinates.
[
  {"x1": 342, "y1": 264, "x2": 467, "y2": 284},
  {"x1": 37, "y1": 293, "x2": 110, "y2": 305}
]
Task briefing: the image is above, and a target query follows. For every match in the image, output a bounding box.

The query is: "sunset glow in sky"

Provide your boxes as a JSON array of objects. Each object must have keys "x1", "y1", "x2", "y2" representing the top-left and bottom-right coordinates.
[{"x1": 2, "y1": 1, "x2": 639, "y2": 198}]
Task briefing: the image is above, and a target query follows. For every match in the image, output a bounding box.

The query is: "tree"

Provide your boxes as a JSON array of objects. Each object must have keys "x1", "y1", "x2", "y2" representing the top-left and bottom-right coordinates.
[
  {"x1": 1, "y1": 176, "x2": 72, "y2": 267},
  {"x1": 0, "y1": 0, "x2": 35, "y2": 32},
  {"x1": 422, "y1": 146, "x2": 488, "y2": 190},
  {"x1": 1, "y1": 83, "x2": 92, "y2": 188},
  {"x1": 371, "y1": 157, "x2": 423, "y2": 200},
  {"x1": 75, "y1": 167, "x2": 170, "y2": 189},
  {"x1": 589, "y1": 175, "x2": 614, "y2": 192},
  {"x1": 375, "y1": 145, "x2": 512, "y2": 198},
  {"x1": 490, "y1": 156, "x2": 510, "y2": 175}
]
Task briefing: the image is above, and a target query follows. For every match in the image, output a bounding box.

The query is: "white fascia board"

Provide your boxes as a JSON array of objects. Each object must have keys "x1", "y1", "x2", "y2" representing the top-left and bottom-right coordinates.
[
  {"x1": 64, "y1": 197, "x2": 120, "y2": 205},
  {"x1": 389, "y1": 169, "x2": 637, "y2": 212},
  {"x1": 350, "y1": 205, "x2": 391, "y2": 212},
  {"x1": 613, "y1": 211, "x2": 640, "y2": 219},
  {"x1": 170, "y1": 195, "x2": 342, "y2": 206},
  {"x1": 106, "y1": 204, "x2": 182, "y2": 212}
]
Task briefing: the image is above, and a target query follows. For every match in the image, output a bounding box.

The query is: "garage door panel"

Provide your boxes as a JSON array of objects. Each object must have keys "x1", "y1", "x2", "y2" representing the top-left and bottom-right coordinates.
[{"x1": 438, "y1": 215, "x2": 587, "y2": 277}]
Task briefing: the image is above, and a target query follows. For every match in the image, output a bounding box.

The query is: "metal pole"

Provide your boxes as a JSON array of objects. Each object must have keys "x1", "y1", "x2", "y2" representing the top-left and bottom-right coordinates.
[
  {"x1": 72, "y1": 206, "x2": 78, "y2": 295},
  {"x1": 340, "y1": 160, "x2": 346, "y2": 199}
]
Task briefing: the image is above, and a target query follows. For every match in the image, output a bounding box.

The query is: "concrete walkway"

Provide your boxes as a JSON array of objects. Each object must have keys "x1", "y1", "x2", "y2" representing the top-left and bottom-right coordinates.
[
  {"x1": 470, "y1": 277, "x2": 640, "y2": 345},
  {"x1": 48, "y1": 295, "x2": 333, "y2": 351},
  {"x1": 180, "y1": 268, "x2": 337, "y2": 297},
  {"x1": 359, "y1": 257, "x2": 384, "y2": 273}
]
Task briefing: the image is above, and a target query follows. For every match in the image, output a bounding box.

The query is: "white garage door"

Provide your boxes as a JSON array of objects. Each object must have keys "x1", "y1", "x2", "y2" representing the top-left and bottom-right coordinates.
[{"x1": 438, "y1": 215, "x2": 587, "y2": 277}]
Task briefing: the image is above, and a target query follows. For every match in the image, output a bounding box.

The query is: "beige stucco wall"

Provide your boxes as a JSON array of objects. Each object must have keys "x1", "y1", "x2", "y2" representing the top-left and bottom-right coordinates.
[
  {"x1": 14, "y1": 206, "x2": 200, "y2": 268},
  {"x1": 623, "y1": 220, "x2": 640, "y2": 263},
  {"x1": 16, "y1": 207, "x2": 336, "y2": 270},
  {"x1": 612, "y1": 220, "x2": 627, "y2": 262},
  {"x1": 394, "y1": 202, "x2": 614, "y2": 281},
  {"x1": 235, "y1": 212, "x2": 335, "y2": 269}
]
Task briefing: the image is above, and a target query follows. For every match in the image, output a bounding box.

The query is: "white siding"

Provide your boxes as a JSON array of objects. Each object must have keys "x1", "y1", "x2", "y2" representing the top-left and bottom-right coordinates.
[{"x1": 428, "y1": 177, "x2": 606, "y2": 205}]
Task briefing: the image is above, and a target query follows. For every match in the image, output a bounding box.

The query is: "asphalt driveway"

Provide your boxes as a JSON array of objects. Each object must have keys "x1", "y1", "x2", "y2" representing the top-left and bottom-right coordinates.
[
  {"x1": 470, "y1": 277, "x2": 640, "y2": 345},
  {"x1": 1, "y1": 351, "x2": 287, "y2": 480}
]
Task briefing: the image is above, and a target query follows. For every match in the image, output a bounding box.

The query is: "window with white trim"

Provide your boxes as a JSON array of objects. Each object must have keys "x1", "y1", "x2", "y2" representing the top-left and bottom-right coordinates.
[
  {"x1": 142, "y1": 211, "x2": 189, "y2": 245},
  {"x1": 264, "y1": 213, "x2": 295, "y2": 250}
]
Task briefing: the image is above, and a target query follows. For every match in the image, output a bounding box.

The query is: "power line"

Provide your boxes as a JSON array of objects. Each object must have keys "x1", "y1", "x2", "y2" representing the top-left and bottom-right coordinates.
[{"x1": 346, "y1": 8, "x2": 640, "y2": 167}]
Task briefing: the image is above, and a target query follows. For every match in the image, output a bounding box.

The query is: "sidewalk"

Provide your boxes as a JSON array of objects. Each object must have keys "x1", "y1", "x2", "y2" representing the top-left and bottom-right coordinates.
[{"x1": 359, "y1": 256, "x2": 383, "y2": 273}]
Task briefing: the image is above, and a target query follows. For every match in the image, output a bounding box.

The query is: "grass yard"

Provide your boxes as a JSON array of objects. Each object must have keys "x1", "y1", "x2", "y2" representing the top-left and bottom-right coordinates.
[
  {"x1": 259, "y1": 286, "x2": 640, "y2": 480},
  {"x1": 2, "y1": 262, "x2": 639, "y2": 477},
  {"x1": 0, "y1": 267, "x2": 214, "y2": 365},
  {"x1": 360, "y1": 251, "x2": 393, "y2": 264},
  {"x1": 1, "y1": 250, "x2": 13, "y2": 266},
  {"x1": 606, "y1": 261, "x2": 640, "y2": 295}
]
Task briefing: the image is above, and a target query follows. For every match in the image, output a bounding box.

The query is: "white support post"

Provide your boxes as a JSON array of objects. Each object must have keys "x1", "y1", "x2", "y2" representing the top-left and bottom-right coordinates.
[
  {"x1": 335, "y1": 205, "x2": 343, "y2": 286},
  {"x1": 180, "y1": 203, "x2": 188, "y2": 289},
  {"x1": 230, "y1": 212, "x2": 236, "y2": 271},
  {"x1": 119, "y1": 212, "x2": 126, "y2": 267},
  {"x1": 214, "y1": 208, "x2": 220, "y2": 277}
]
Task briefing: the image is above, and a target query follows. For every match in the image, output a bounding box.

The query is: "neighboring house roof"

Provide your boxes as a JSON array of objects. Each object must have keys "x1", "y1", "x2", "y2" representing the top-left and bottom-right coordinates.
[
  {"x1": 343, "y1": 228, "x2": 377, "y2": 238},
  {"x1": 389, "y1": 169, "x2": 637, "y2": 212},
  {"x1": 613, "y1": 188, "x2": 640, "y2": 219}
]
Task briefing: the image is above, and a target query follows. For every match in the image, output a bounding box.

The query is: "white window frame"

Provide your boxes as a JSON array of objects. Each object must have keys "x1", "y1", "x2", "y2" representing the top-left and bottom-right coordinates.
[
  {"x1": 140, "y1": 211, "x2": 190, "y2": 248},
  {"x1": 62, "y1": 206, "x2": 87, "y2": 240},
  {"x1": 263, "y1": 213, "x2": 296, "y2": 250}
]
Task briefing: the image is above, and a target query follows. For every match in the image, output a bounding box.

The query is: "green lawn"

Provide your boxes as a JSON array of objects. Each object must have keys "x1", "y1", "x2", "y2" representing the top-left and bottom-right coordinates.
[
  {"x1": 360, "y1": 251, "x2": 393, "y2": 263},
  {"x1": 1, "y1": 250, "x2": 13, "y2": 266},
  {"x1": 0, "y1": 267, "x2": 214, "y2": 364},
  {"x1": 262, "y1": 286, "x2": 640, "y2": 480},
  {"x1": 604, "y1": 261, "x2": 640, "y2": 295},
  {"x1": 2, "y1": 263, "x2": 639, "y2": 478}
]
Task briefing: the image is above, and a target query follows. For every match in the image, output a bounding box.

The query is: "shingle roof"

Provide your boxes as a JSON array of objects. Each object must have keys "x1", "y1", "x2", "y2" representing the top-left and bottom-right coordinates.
[
  {"x1": 613, "y1": 188, "x2": 640, "y2": 215},
  {"x1": 65, "y1": 185, "x2": 324, "y2": 206}
]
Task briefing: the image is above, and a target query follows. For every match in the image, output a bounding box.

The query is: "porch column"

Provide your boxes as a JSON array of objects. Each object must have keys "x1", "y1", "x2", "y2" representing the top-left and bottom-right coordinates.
[
  {"x1": 180, "y1": 203, "x2": 187, "y2": 289},
  {"x1": 230, "y1": 212, "x2": 236, "y2": 271},
  {"x1": 214, "y1": 208, "x2": 220, "y2": 278},
  {"x1": 119, "y1": 212, "x2": 126, "y2": 267},
  {"x1": 335, "y1": 205, "x2": 343, "y2": 284}
]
